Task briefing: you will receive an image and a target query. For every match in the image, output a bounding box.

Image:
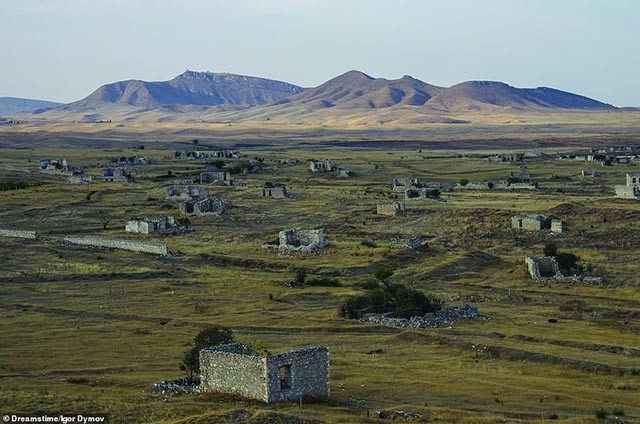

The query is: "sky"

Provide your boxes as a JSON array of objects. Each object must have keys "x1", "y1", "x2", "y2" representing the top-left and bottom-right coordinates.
[{"x1": 1, "y1": 0, "x2": 638, "y2": 106}]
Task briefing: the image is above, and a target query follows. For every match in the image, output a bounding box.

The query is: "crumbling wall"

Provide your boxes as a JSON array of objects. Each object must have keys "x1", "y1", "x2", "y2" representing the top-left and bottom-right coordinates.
[
  {"x1": 199, "y1": 345, "x2": 268, "y2": 402},
  {"x1": 377, "y1": 201, "x2": 405, "y2": 216},
  {"x1": 277, "y1": 228, "x2": 327, "y2": 252},
  {"x1": 511, "y1": 215, "x2": 548, "y2": 231},
  {"x1": 180, "y1": 197, "x2": 225, "y2": 216},
  {"x1": 63, "y1": 235, "x2": 168, "y2": 255},
  {"x1": 166, "y1": 185, "x2": 210, "y2": 201},
  {"x1": 0, "y1": 229, "x2": 37, "y2": 239},
  {"x1": 199, "y1": 344, "x2": 330, "y2": 404},
  {"x1": 265, "y1": 347, "x2": 330, "y2": 403},
  {"x1": 390, "y1": 235, "x2": 422, "y2": 249}
]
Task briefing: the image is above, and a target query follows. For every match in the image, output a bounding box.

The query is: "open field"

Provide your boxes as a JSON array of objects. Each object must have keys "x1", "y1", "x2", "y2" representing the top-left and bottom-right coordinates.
[{"x1": 1, "y1": 139, "x2": 639, "y2": 423}]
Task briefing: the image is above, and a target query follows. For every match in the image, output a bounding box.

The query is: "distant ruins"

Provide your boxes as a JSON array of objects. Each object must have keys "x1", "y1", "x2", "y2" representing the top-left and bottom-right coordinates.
[
  {"x1": 39, "y1": 159, "x2": 81, "y2": 176},
  {"x1": 166, "y1": 185, "x2": 210, "y2": 201},
  {"x1": 199, "y1": 344, "x2": 330, "y2": 403},
  {"x1": 377, "y1": 201, "x2": 405, "y2": 216},
  {"x1": 614, "y1": 174, "x2": 640, "y2": 200},
  {"x1": 200, "y1": 171, "x2": 232, "y2": 185},
  {"x1": 259, "y1": 184, "x2": 288, "y2": 199},
  {"x1": 511, "y1": 214, "x2": 563, "y2": 233},
  {"x1": 309, "y1": 160, "x2": 338, "y2": 173},
  {"x1": 263, "y1": 228, "x2": 329, "y2": 253},
  {"x1": 102, "y1": 167, "x2": 133, "y2": 183},
  {"x1": 525, "y1": 256, "x2": 602, "y2": 284},
  {"x1": 125, "y1": 216, "x2": 183, "y2": 235},
  {"x1": 389, "y1": 235, "x2": 422, "y2": 249},
  {"x1": 180, "y1": 197, "x2": 225, "y2": 216},
  {"x1": 68, "y1": 175, "x2": 92, "y2": 185},
  {"x1": 174, "y1": 150, "x2": 239, "y2": 160}
]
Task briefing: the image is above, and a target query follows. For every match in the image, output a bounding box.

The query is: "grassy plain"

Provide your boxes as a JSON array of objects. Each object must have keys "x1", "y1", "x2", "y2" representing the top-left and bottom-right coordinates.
[{"x1": 0, "y1": 136, "x2": 639, "y2": 423}]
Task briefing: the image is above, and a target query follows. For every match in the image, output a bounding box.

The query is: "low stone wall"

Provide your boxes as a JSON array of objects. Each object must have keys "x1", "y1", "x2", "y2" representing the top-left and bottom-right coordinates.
[
  {"x1": 0, "y1": 229, "x2": 37, "y2": 239},
  {"x1": 63, "y1": 235, "x2": 168, "y2": 256}
]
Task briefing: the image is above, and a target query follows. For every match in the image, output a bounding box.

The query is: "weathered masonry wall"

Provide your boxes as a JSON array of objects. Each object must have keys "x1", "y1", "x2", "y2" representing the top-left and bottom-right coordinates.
[
  {"x1": 199, "y1": 347, "x2": 269, "y2": 402},
  {"x1": 0, "y1": 229, "x2": 37, "y2": 239},
  {"x1": 63, "y1": 235, "x2": 168, "y2": 256},
  {"x1": 377, "y1": 201, "x2": 405, "y2": 216},
  {"x1": 199, "y1": 345, "x2": 330, "y2": 403},
  {"x1": 265, "y1": 347, "x2": 330, "y2": 403}
]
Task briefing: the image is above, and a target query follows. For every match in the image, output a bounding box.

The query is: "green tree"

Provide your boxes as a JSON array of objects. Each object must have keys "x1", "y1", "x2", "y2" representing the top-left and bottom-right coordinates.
[
  {"x1": 374, "y1": 267, "x2": 394, "y2": 283},
  {"x1": 459, "y1": 178, "x2": 470, "y2": 186},
  {"x1": 543, "y1": 241, "x2": 558, "y2": 257},
  {"x1": 180, "y1": 326, "x2": 234, "y2": 379}
]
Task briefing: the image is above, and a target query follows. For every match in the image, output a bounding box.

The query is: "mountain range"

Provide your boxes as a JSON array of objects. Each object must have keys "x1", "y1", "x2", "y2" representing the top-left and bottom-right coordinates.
[
  {"x1": 6, "y1": 70, "x2": 618, "y2": 124},
  {"x1": 0, "y1": 97, "x2": 62, "y2": 116}
]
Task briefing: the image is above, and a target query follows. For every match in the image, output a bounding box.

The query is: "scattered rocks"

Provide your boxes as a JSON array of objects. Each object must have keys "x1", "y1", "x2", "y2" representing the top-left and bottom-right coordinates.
[
  {"x1": 150, "y1": 377, "x2": 200, "y2": 395},
  {"x1": 377, "y1": 409, "x2": 423, "y2": 420},
  {"x1": 362, "y1": 304, "x2": 484, "y2": 328}
]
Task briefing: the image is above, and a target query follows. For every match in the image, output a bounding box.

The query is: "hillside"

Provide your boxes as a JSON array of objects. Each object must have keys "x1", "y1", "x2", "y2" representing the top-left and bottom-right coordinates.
[
  {"x1": 21, "y1": 70, "x2": 618, "y2": 124},
  {"x1": 65, "y1": 70, "x2": 305, "y2": 110},
  {"x1": 0, "y1": 97, "x2": 62, "y2": 116}
]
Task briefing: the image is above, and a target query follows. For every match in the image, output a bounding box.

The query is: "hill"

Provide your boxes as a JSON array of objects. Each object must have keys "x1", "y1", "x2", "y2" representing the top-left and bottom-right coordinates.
[
  {"x1": 65, "y1": 70, "x2": 305, "y2": 111},
  {"x1": 0, "y1": 97, "x2": 63, "y2": 116}
]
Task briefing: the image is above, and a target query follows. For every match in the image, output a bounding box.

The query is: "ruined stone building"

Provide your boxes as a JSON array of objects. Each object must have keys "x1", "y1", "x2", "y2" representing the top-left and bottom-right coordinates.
[
  {"x1": 614, "y1": 174, "x2": 640, "y2": 200},
  {"x1": 377, "y1": 201, "x2": 405, "y2": 216},
  {"x1": 39, "y1": 159, "x2": 81, "y2": 175},
  {"x1": 550, "y1": 219, "x2": 564, "y2": 233},
  {"x1": 264, "y1": 228, "x2": 328, "y2": 253},
  {"x1": 405, "y1": 188, "x2": 423, "y2": 200},
  {"x1": 309, "y1": 160, "x2": 337, "y2": 173},
  {"x1": 392, "y1": 178, "x2": 406, "y2": 192},
  {"x1": 525, "y1": 256, "x2": 602, "y2": 284},
  {"x1": 175, "y1": 150, "x2": 239, "y2": 160},
  {"x1": 581, "y1": 169, "x2": 596, "y2": 178},
  {"x1": 487, "y1": 153, "x2": 524, "y2": 163},
  {"x1": 199, "y1": 344, "x2": 330, "y2": 403},
  {"x1": 200, "y1": 171, "x2": 232, "y2": 185},
  {"x1": 180, "y1": 197, "x2": 225, "y2": 216},
  {"x1": 511, "y1": 214, "x2": 549, "y2": 231},
  {"x1": 260, "y1": 185, "x2": 288, "y2": 199},
  {"x1": 125, "y1": 216, "x2": 178, "y2": 235},
  {"x1": 102, "y1": 167, "x2": 133, "y2": 183},
  {"x1": 165, "y1": 185, "x2": 210, "y2": 201},
  {"x1": 68, "y1": 175, "x2": 92, "y2": 185},
  {"x1": 390, "y1": 235, "x2": 422, "y2": 249}
]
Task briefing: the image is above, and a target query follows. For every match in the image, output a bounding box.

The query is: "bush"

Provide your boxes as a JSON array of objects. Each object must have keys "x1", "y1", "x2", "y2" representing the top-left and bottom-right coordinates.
[
  {"x1": 361, "y1": 240, "x2": 378, "y2": 248},
  {"x1": 339, "y1": 283, "x2": 440, "y2": 319},
  {"x1": 180, "y1": 326, "x2": 234, "y2": 379},
  {"x1": 543, "y1": 241, "x2": 558, "y2": 257},
  {"x1": 459, "y1": 178, "x2": 470, "y2": 186},
  {"x1": 595, "y1": 408, "x2": 608, "y2": 420},
  {"x1": 374, "y1": 267, "x2": 394, "y2": 283},
  {"x1": 426, "y1": 189, "x2": 441, "y2": 198},
  {"x1": 294, "y1": 268, "x2": 307, "y2": 284}
]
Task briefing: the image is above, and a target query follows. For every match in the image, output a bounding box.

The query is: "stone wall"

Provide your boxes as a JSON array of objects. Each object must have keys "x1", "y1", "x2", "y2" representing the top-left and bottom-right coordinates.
[
  {"x1": 377, "y1": 201, "x2": 405, "y2": 216},
  {"x1": 0, "y1": 229, "x2": 37, "y2": 239},
  {"x1": 277, "y1": 228, "x2": 328, "y2": 252},
  {"x1": 390, "y1": 235, "x2": 422, "y2": 249},
  {"x1": 265, "y1": 347, "x2": 330, "y2": 403},
  {"x1": 260, "y1": 186, "x2": 288, "y2": 199},
  {"x1": 199, "y1": 344, "x2": 330, "y2": 403},
  {"x1": 63, "y1": 235, "x2": 168, "y2": 256},
  {"x1": 615, "y1": 184, "x2": 640, "y2": 199},
  {"x1": 511, "y1": 215, "x2": 548, "y2": 231},
  {"x1": 526, "y1": 256, "x2": 559, "y2": 279},
  {"x1": 180, "y1": 197, "x2": 225, "y2": 216},
  {"x1": 199, "y1": 345, "x2": 269, "y2": 402}
]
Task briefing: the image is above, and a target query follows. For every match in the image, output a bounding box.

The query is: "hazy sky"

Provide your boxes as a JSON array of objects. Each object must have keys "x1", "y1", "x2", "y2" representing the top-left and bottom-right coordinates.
[{"x1": 2, "y1": 0, "x2": 638, "y2": 106}]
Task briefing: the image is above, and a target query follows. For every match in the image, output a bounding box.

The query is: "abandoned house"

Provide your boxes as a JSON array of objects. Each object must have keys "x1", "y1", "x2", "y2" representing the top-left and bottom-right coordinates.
[
  {"x1": 68, "y1": 174, "x2": 92, "y2": 185},
  {"x1": 309, "y1": 160, "x2": 338, "y2": 173},
  {"x1": 200, "y1": 171, "x2": 232, "y2": 184},
  {"x1": 165, "y1": 185, "x2": 210, "y2": 201},
  {"x1": 487, "y1": 153, "x2": 524, "y2": 163},
  {"x1": 101, "y1": 167, "x2": 133, "y2": 183},
  {"x1": 180, "y1": 196, "x2": 225, "y2": 216},
  {"x1": 550, "y1": 219, "x2": 564, "y2": 233},
  {"x1": 377, "y1": 201, "x2": 405, "y2": 216},
  {"x1": 199, "y1": 343, "x2": 330, "y2": 403},
  {"x1": 39, "y1": 159, "x2": 80, "y2": 175},
  {"x1": 389, "y1": 235, "x2": 423, "y2": 249},
  {"x1": 614, "y1": 174, "x2": 640, "y2": 200},
  {"x1": 260, "y1": 185, "x2": 288, "y2": 199},
  {"x1": 263, "y1": 228, "x2": 329, "y2": 253},
  {"x1": 525, "y1": 256, "x2": 602, "y2": 284},
  {"x1": 125, "y1": 216, "x2": 178, "y2": 235},
  {"x1": 392, "y1": 178, "x2": 406, "y2": 191},
  {"x1": 405, "y1": 187, "x2": 423, "y2": 200},
  {"x1": 511, "y1": 214, "x2": 549, "y2": 231},
  {"x1": 581, "y1": 169, "x2": 597, "y2": 178}
]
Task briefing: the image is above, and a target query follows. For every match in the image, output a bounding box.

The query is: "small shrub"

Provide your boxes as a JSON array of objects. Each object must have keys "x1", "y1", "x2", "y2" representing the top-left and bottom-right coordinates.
[
  {"x1": 543, "y1": 241, "x2": 558, "y2": 257},
  {"x1": 595, "y1": 408, "x2": 608, "y2": 420},
  {"x1": 361, "y1": 240, "x2": 378, "y2": 248},
  {"x1": 294, "y1": 268, "x2": 307, "y2": 284},
  {"x1": 612, "y1": 408, "x2": 625, "y2": 416},
  {"x1": 459, "y1": 178, "x2": 469, "y2": 186},
  {"x1": 374, "y1": 267, "x2": 394, "y2": 283}
]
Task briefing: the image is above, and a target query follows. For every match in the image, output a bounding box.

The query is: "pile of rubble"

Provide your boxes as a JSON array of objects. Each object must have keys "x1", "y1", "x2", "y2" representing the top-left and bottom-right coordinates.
[
  {"x1": 362, "y1": 304, "x2": 483, "y2": 328},
  {"x1": 150, "y1": 377, "x2": 200, "y2": 395}
]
